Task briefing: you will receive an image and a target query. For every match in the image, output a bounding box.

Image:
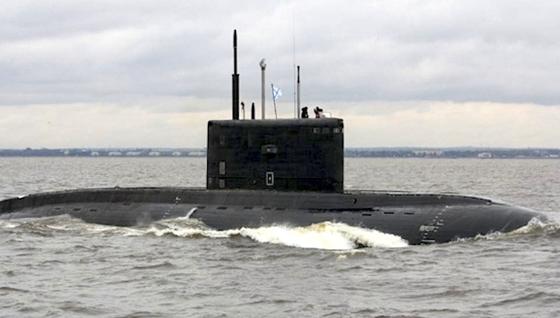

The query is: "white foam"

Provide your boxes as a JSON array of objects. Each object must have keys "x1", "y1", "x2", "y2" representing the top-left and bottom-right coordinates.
[
  {"x1": 511, "y1": 217, "x2": 560, "y2": 235},
  {"x1": 469, "y1": 217, "x2": 560, "y2": 242},
  {"x1": 145, "y1": 220, "x2": 408, "y2": 250},
  {"x1": 233, "y1": 224, "x2": 357, "y2": 250},
  {"x1": 0, "y1": 220, "x2": 19, "y2": 229},
  {"x1": 237, "y1": 222, "x2": 408, "y2": 249},
  {"x1": 2, "y1": 215, "x2": 409, "y2": 250},
  {"x1": 511, "y1": 218, "x2": 546, "y2": 234}
]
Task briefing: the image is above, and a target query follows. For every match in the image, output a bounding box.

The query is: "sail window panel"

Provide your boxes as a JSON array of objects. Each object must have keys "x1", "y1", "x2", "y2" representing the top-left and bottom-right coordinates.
[{"x1": 219, "y1": 161, "x2": 226, "y2": 175}]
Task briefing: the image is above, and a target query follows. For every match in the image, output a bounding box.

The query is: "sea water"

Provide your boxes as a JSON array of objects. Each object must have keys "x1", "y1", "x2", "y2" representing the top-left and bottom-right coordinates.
[{"x1": 1, "y1": 157, "x2": 559, "y2": 317}]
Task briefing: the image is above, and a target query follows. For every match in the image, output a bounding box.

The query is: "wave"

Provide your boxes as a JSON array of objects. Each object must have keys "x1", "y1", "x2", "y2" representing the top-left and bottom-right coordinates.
[
  {"x1": 471, "y1": 217, "x2": 560, "y2": 242},
  {"x1": 0, "y1": 215, "x2": 408, "y2": 250},
  {"x1": 140, "y1": 217, "x2": 408, "y2": 249},
  {"x1": 510, "y1": 217, "x2": 560, "y2": 237}
]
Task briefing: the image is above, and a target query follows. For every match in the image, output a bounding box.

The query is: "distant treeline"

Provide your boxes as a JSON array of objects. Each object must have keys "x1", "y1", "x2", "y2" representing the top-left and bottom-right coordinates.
[
  {"x1": 0, "y1": 148, "x2": 205, "y2": 157},
  {"x1": 344, "y1": 148, "x2": 560, "y2": 159},
  {"x1": 1, "y1": 148, "x2": 560, "y2": 159}
]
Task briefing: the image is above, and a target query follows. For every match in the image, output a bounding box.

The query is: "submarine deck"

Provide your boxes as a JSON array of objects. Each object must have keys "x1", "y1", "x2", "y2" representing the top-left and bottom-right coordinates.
[
  {"x1": 0, "y1": 186, "x2": 495, "y2": 214},
  {"x1": 0, "y1": 187, "x2": 540, "y2": 245}
]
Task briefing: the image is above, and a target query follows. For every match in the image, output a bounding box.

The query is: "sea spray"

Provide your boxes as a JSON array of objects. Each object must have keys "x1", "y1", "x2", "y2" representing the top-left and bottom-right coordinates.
[
  {"x1": 511, "y1": 217, "x2": 560, "y2": 236},
  {"x1": 233, "y1": 222, "x2": 409, "y2": 249},
  {"x1": 5, "y1": 214, "x2": 559, "y2": 249},
  {"x1": 145, "y1": 218, "x2": 408, "y2": 250},
  {"x1": 468, "y1": 217, "x2": 560, "y2": 242}
]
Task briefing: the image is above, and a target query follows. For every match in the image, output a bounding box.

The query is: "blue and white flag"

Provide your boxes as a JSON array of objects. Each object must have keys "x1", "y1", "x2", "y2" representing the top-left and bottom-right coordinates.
[{"x1": 272, "y1": 84, "x2": 283, "y2": 101}]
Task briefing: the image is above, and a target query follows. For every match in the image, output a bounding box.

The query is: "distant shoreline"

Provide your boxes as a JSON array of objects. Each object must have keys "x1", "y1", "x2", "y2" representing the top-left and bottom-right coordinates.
[{"x1": 1, "y1": 148, "x2": 559, "y2": 159}]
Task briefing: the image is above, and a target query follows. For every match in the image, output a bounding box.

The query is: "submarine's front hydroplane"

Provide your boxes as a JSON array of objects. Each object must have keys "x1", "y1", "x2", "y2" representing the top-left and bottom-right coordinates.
[{"x1": 0, "y1": 30, "x2": 543, "y2": 245}]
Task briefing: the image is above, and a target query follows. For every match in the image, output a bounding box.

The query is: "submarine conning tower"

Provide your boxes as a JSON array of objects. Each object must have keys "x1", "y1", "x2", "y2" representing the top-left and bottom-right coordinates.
[{"x1": 206, "y1": 30, "x2": 344, "y2": 193}]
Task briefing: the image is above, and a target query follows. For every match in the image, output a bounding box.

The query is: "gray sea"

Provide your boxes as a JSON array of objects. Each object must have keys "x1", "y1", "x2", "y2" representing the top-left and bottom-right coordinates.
[{"x1": 1, "y1": 157, "x2": 559, "y2": 318}]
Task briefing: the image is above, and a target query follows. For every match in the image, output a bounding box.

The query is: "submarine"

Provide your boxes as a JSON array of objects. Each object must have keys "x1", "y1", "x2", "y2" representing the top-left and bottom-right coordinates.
[{"x1": 0, "y1": 30, "x2": 542, "y2": 245}]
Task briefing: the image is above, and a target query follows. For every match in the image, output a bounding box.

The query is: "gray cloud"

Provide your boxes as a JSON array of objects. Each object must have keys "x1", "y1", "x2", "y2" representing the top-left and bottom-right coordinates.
[
  {"x1": 2, "y1": 0, "x2": 560, "y2": 106},
  {"x1": 1, "y1": 1, "x2": 560, "y2": 147}
]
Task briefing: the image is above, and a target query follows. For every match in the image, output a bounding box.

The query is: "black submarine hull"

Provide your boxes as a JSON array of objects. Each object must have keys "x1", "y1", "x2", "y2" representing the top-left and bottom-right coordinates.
[{"x1": 0, "y1": 187, "x2": 540, "y2": 245}]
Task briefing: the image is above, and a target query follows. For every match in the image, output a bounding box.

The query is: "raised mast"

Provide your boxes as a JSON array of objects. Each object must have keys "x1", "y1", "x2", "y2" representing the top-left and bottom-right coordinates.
[
  {"x1": 232, "y1": 30, "x2": 239, "y2": 120},
  {"x1": 297, "y1": 65, "x2": 301, "y2": 118},
  {"x1": 259, "y1": 59, "x2": 266, "y2": 119}
]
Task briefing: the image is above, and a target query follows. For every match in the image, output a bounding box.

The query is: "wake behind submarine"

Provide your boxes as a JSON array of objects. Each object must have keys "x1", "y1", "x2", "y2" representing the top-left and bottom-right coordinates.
[{"x1": 0, "y1": 30, "x2": 542, "y2": 245}]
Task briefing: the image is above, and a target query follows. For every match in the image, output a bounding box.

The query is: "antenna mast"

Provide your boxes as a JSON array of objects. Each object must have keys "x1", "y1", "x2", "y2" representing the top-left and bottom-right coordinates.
[
  {"x1": 232, "y1": 30, "x2": 239, "y2": 120},
  {"x1": 292, "y1": 12, "x2": 297, "y2": 118},
  {"x1": 260, "y1": 59, "x2": 266, "y2": 119},
  {"x1": 297, "y1": 66, "x2": 301, "y2": 118}
]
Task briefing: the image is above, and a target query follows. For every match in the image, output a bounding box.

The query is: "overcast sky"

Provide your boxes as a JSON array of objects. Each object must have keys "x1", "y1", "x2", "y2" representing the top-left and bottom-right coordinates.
[{"x1": 1, "y1": 0, "x2": 560, "y2": 148}]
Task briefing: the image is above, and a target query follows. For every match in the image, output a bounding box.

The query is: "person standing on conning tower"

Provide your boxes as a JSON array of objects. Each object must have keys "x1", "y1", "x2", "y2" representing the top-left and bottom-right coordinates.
[
  {"x1": 301, "y1": 107, "x2": 309, "y2": 118},
  {"x1": 314, "y1": 107, "x2": 325, "y2": 118}
]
